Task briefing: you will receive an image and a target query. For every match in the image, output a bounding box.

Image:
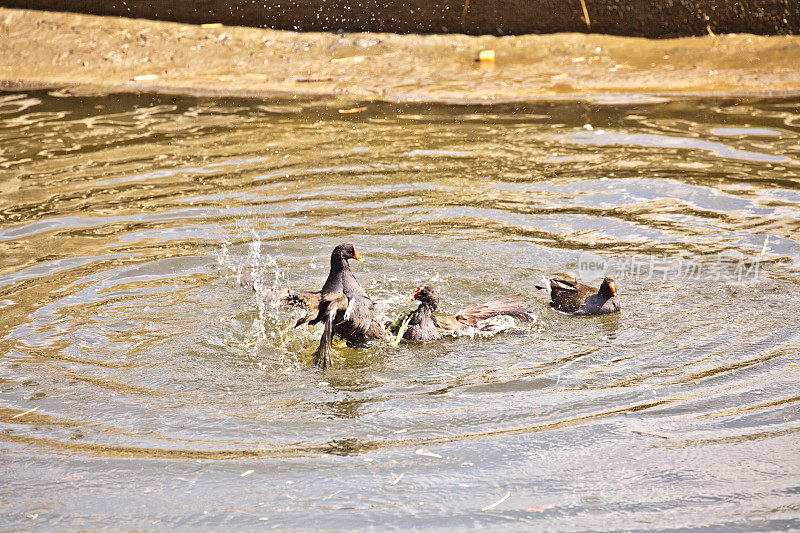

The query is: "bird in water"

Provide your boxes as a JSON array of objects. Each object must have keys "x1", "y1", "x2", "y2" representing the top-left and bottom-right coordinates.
[
  {"x1": 535, "y1": 277, "x2": 620, "y2": 316},
  {"x1": 389, "y1": 285, "x2": 535, "y2": 341},
  {"x1": 238, "y1": 243, "x2": 386, "y2": 367}
]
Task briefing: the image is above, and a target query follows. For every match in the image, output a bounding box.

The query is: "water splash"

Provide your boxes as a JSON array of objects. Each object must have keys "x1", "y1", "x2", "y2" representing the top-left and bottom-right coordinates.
[
  {"x1": 216, "y1": 222, "x2": 305, "y2": 366},
  {"x1": 218, "y1": 222, "x2": 282, "y2": 302}
]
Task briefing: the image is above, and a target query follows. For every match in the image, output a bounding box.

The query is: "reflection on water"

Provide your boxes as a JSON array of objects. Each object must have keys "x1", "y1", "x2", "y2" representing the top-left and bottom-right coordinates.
[
  {"x1": 560, "y1": 130, "x2": 792, "y2": 162},
  {"x1": 1, "y1": 91, "x2": 799, "y2": 530}
]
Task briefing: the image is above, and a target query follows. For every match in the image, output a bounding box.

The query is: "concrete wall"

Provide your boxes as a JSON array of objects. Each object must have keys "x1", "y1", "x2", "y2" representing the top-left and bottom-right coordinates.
[{"x1": 3, "y1": 0, "x2": 798, "y2": 37}]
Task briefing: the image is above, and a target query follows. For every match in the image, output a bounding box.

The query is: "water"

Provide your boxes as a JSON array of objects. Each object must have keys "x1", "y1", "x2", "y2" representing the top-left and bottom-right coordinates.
[{"x1": 1, "y1": 91, "x2": 799, "y2": 530}]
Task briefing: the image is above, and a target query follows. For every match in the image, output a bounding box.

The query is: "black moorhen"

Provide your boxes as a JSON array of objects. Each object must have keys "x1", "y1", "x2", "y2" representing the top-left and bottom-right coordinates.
[
  {"x1": 239, "y1": 243, "x2": 386, "y2": 367},
  {"x1": 535, "y1": 277, "x2": 620, "y2": 316},
  {"x1": 390, "y1": 285, "x2": 535, "y2": 341}
]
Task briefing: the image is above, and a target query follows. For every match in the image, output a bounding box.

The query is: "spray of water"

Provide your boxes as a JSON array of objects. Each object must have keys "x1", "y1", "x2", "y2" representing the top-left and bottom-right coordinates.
[{"x1": 216, "y1": 222, "x2": 309, "y2": 369}]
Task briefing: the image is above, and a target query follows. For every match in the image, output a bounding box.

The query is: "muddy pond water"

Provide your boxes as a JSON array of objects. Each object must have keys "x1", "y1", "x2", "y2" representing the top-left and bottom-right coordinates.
[{"x1": 1, "y1": 91, "x2": 799, "y2": 530}]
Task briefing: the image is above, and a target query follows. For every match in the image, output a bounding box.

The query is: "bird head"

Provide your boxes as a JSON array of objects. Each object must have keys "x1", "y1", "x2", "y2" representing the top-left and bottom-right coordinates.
[
  {"x1": 410, "y1": 285, "x2": 439, "y2": 306},
  {"x1": 600, "y1": 277, "x2": 616, "y2": 297},
  {"x1": 332, "y1": 243, "x2": 363, "y2": 263}
]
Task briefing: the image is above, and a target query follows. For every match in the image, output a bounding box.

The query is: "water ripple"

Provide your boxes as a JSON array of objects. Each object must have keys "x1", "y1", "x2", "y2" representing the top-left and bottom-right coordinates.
[
  {"x1": 558, "y1": 130, "x2": 792, "y2": 163},
  {"x1": 0, "y1": 91, "x2": 798, "y2": 530}
]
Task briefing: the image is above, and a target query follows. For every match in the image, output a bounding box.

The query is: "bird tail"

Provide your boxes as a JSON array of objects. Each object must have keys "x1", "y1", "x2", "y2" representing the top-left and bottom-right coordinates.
[
  {"x1": 534, "y1": 277, "x2": 551, "y2": 291},
  {"x1": 310, "y1": 338, "x2": 333, "y2": 369},
  {"x1": 311, "y1": 305, "x2": 338, "y2": 368}
]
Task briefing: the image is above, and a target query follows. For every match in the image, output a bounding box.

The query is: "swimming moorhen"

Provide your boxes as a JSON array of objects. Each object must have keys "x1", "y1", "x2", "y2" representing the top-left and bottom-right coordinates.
[
  {"x1": 535, "y1": 277, "x2": 620, "y2": 316},
  {"x1": 238, "y1": 243, "x2": 386, "y2": 367},
  {"x1": 390, "y1": 285, "x2": 535, "y2": 341}
]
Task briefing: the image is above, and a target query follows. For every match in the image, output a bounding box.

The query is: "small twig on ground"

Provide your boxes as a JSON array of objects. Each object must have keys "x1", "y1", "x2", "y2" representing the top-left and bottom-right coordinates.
[{"x1": 579, "y1": 0, "x2": 591, "y2": 29}]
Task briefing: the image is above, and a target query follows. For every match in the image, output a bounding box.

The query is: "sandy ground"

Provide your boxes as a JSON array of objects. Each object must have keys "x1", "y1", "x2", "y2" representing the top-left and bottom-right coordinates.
[
  {"x1": 6, "y1": 0, "x2": 799, "y2": 37},
  {"x1": 2, "y1": 7, "x2": 800, "y2": 103}
]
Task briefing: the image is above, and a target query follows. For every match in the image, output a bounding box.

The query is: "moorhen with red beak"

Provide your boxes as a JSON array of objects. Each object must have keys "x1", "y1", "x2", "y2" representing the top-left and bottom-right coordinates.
[
  {"x1": 535, "y1": 277, "x2": 620, "y2": 316},
  {"x1": 391, "y1": 285, "x2": 535, "y2": 341},
  {"x1": 239, "y1": 243, "x2": 386, "y2": 367}
]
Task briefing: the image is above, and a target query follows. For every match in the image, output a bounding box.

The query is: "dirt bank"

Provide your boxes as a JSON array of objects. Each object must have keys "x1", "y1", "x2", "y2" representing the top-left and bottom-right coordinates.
[
  {"x1": 2, "y1": 8, "x2": 800, "y2": 103},
  {"x1": 5, "y1": 0, "x2": 799, "y2": 38}
]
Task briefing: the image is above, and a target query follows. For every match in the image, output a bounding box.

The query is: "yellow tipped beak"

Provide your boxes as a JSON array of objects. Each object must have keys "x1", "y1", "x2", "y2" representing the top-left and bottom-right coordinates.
[{"x1": 353, "y1": 250, "x2": 363, "y2": 262}]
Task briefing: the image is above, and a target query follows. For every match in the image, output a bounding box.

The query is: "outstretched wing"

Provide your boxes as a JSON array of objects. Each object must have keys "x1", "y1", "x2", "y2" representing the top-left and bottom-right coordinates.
[
  {"x1": 455, "y1": 294, "x2": 535, "y2": 326},
  {"x1": 279, "y1": 289, "x2": 322, "y2": 311},
  {"x1": 235, "y1": 270, "x2": 325, "y2": 326},
  {"x1": 278, "y1": 289, "x2": 325, "y2": 328},
  {"x1": 235, "y1": 271, "x2": 321, "y2": 311}
]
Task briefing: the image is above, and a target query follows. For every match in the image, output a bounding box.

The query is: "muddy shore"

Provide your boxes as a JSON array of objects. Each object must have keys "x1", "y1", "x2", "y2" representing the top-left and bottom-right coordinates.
[{"x1": 2, "y1": 7, "x2": 800, "y2": 103}]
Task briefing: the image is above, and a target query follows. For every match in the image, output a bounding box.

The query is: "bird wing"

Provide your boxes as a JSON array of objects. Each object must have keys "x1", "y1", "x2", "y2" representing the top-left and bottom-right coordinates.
[
  {"x1": 236, "y1": 271, "x2": 291, "y2": 303},
  {"x1": 235, "y1": 271, "x2": 322, "y2": 310},
  {"x1": 454, "y1": 294, "x2": 535, "y2": 326},
  {"x1": 280, "y1": 289, "x2": 322, "y2": 311},
  {"x1": 335, "y1": 268, "x2": 386, "y2": 342},
  {"x1": 338, "y1": 294, "x2": 387, "y2": 342},
  {"x1": 289, "y1": 290, "x2": 325, "y2": 327},
  {"x1": 399, "y1": 305, "x2": 442, "y2": 341},
  {"x1": 548, "y1": 278, "x2": 596, "y2": 313},
  {"x1": 343, "y1": 294, "x2": 373, "y2": 329},
  {"x1": 434, "y1": 315, "x2": 463, "y2": 331}
]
